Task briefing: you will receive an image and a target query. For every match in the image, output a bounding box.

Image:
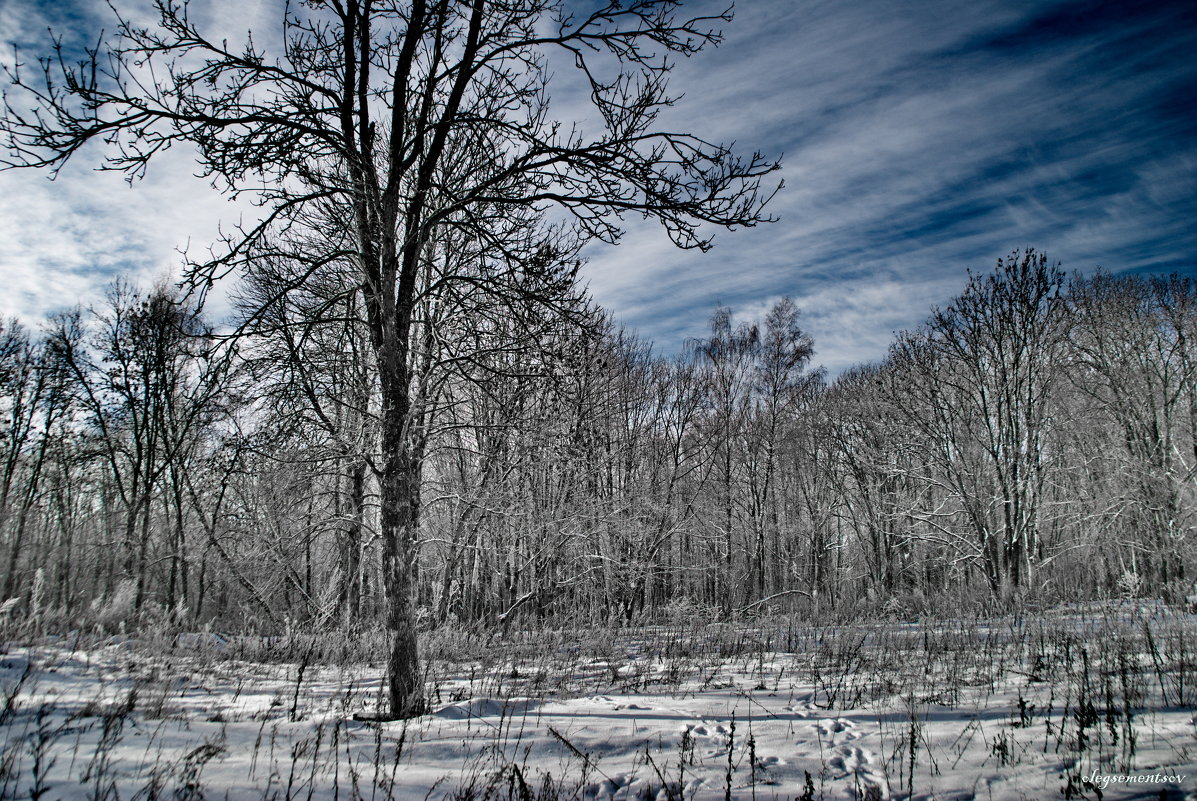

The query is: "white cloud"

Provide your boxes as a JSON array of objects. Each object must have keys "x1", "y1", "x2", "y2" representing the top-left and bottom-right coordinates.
[
  {"x1": 0, "y1": 140, "x2": 248, "y2": 321},
  {"x1": 0, "y1": 1, "x2": 277, "y2": 323}
]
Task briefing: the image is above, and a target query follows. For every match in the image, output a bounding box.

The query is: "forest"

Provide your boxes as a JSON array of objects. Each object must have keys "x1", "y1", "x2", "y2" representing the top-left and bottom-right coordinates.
[{"x1": 2, "y1": 252, "x2": 1194, "y2": 632}]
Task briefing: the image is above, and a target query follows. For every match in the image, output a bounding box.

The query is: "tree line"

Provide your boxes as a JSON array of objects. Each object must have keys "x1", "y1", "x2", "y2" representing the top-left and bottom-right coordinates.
[{"x1": 2, "y1": 252, "x2": 1193, "y2": 639}]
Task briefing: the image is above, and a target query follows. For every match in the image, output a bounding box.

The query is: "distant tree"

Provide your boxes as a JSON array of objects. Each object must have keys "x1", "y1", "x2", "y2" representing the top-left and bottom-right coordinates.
[
  {"x1": 693, "y1": 307, "x2": 759, "y2": 612},
  {"x1": 891, "y1": 250, "x2": 1067, "y2": 602},
  {"x1": 1066, "y1": 273, "x2": 1197, "y2": 596},
  {"x1": 687, "y1": 299, "x2": 822, "y2": 613},
  {"x1": 746, "y1": 298, "x2": 820, "y2": 606},
  {"x1": 47, "y1": 283, "x2": 219, "y2": 613},
  {"x1": 233, "y1": 246, "x2": 379, "y2": 627},
  {"x1": 1, "y1": 320, "x2": 71, "y2": 603},
  {"x1": 820, "y1": 364, "x2": 910, "y2": 598},
  {"x1": 638, "y1": 353, "x2": 708, "y2": 612},
  {"x1": 3, "y1": 1, "x2": 778, "y2": 717}
]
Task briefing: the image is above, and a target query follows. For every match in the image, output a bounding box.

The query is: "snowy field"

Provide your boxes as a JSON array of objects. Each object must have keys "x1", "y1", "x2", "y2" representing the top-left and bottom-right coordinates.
[{"x1": 2, "y1": 605, "x2": 1195, "y2": 800}]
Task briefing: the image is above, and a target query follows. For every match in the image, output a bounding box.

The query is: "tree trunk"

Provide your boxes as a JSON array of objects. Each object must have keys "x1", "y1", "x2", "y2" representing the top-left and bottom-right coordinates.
[
  {"x1": 133, "y1": 489, "x2": 153, "y2": 612},
  {"x1": 379, "y1": 403, "x2": 424, "y2": 718},
  {"x1": 342, "y1": 459, "x2": 365, "y2": 625}
]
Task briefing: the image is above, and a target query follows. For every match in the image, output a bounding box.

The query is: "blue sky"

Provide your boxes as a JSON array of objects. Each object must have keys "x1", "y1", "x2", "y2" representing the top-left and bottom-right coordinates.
[{"x1": 2, "y1": 0, "x2": 1195, "y2": 374}]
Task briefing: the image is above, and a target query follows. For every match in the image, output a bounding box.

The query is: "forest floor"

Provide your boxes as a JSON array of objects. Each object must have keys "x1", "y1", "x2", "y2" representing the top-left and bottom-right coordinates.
[{"x1": 2, "y1": 603, "x2": 1196, "y2": 800}]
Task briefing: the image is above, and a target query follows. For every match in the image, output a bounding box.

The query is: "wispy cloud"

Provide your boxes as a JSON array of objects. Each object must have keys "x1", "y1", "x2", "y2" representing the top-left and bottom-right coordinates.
[
  {"x1": 0, "y1": 0, "x2": 285, "y2": 323},
  {"x1": 2, "y1": 0, "x2": 1193, "y2": 375},
  {"x1": 583, "y1": 0, "x2": 1197, "y2": 373}
]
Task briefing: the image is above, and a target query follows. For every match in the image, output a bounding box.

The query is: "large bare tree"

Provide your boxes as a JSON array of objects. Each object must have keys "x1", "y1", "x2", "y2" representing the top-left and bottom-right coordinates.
[{"x1": 3, "y1": 0, "x2": 779, "y2": 717}]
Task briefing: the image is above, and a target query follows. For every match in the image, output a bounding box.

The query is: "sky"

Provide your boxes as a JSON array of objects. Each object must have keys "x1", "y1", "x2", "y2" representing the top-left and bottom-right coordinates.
[{"x1": 1, "y1": 0, "x2": 1195, "y2": 375}]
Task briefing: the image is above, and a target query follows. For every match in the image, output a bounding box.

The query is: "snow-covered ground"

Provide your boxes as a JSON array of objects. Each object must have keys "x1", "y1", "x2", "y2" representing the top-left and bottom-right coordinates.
[{"x1": 2, "y1": 607, "x2": 1195, "y2": 800}]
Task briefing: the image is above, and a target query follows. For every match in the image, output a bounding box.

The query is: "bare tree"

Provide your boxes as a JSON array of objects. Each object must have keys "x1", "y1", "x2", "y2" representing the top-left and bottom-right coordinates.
[
  {"x1": 1066, "y1": 273, "x2": 1197, "y2": 596},
  {"x1": 745, "y1": 298, "x2": 820, "y2": 607},
  {"x1": 891, "y1": 250, "x2": 1066, "y2": 601},
  {"x1": 1, "y1": 320, "x2": 71, "y2": 603},
  {"x1": 820, "y1": 364, "x2": 919, "y2": 599},
  {"x1": 4, "y1": 0, "x2": 778, "y2": 717},
  {"x1": 692, "y1": 308, "x2": 757, "y2": 613},
  {"x1": 46, "y1": 283, "x2": 219, "y2": 613}
]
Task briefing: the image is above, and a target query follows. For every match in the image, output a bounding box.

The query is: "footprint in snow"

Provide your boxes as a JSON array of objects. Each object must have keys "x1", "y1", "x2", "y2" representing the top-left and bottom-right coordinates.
[
  {"x1": 592, "y1": 772, "x2": 698, "y2": 801},
  {"x1": 828, "y1": 744, "x2": 886, "y2": 797},
  {"x1": 591, "y1": 772, "x2": 645, "y2": 801},
  {"x1": 788, "y1": 693, "x2": 822, "y2": 711},
  {"x1": 830, "y1": 744, "x2": 873, "y2": 774},
  {"x1": 815, "y1": 717, "x2": 861, "y2": 744},
  {"x1": 680, "y1": 721, "x2": 736, "y2": 759},
  {"x1": 683, "y1": 722, "x2": 729, "y2": 738}
]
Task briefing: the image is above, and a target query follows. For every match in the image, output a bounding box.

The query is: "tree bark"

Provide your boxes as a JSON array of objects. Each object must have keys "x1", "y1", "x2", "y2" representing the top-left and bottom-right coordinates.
[{"x1": 379, "y1": 420, "x2": 424, "y2": 717}]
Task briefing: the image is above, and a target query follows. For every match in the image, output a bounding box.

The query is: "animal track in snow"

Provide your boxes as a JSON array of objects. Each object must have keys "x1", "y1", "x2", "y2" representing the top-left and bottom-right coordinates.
[
  {"x1": 827, "y1": 744, "x2": 889, "y2": 798},
  {"x1": 590, "y1": 771, "x2": 702, "y2": 801},
  {"x1": 815, "y1": 717, "x2": 861, "y2": 744},
  {"x1": 684, "y1": 722, "x2": 728, "y2": 738},
  {"x1": 788, "y1": 693, "x2": 822, "y2": 711},
  {"x1": 829, "y1": 744, "x2": 873, "y2": 776},
  {"x1": 679, "y1": 720, "x2": 735, "y2": 758}
]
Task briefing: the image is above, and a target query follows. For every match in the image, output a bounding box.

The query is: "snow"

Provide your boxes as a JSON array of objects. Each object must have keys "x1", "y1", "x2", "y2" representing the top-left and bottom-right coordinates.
[{"x1": 2, "y1": 609, "x2": 1195, "y2": 800}]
